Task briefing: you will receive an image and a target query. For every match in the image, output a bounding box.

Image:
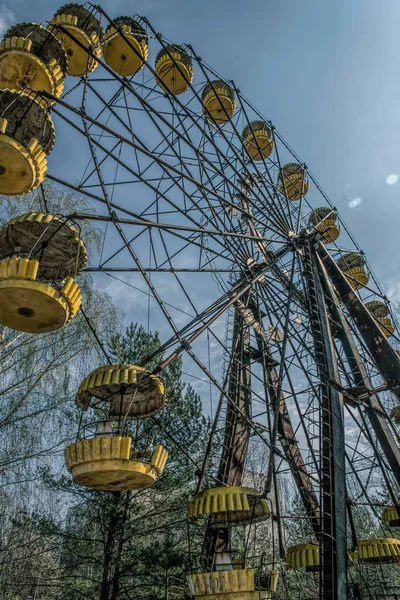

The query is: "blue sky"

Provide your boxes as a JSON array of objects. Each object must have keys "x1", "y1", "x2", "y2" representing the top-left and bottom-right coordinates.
[
  {"x1": 2, "y1": 0, "x2": 400, "y2": 406},
  {"x1": 3, "y1": 0, "x2": 400, "y2": 292}
]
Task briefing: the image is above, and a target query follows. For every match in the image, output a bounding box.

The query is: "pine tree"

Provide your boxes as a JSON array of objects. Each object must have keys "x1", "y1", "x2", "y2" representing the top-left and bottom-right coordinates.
[{"x1": 47, "y1": 323, "x2": 210, "y2": 600}]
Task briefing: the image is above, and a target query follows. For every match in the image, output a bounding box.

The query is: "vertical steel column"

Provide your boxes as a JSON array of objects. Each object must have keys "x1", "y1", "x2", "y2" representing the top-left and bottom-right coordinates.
[
  {"x1": 301, "y1": 239, "x2": 347, "y2": 600},
  {"x1": 217, "y1": 305, "x2": 252, "y2": 487},
  {"x1": 203, "y1": 301, "x2": 252, "y2": 568}
]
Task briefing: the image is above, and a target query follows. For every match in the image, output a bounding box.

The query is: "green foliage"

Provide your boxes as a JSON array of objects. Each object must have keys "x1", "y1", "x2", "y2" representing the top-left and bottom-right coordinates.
[{"x1": 40, "y1": 322, "x2": 210, "y2": 600}]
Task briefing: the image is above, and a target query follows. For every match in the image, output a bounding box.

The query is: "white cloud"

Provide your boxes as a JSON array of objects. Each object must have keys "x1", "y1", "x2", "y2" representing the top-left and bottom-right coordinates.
[
  {"x1": 386, "y1": 174, "x2": 398, "y2": 185},
  {"x1": 386, "y1": 277, "x2": 400, "y2": 303},
  {"x1": 0, "y1": 4, "x2": 14, "y2": 36},
  {"x1": 348, "y1": 197, "x2": 362, "y2": 208}
]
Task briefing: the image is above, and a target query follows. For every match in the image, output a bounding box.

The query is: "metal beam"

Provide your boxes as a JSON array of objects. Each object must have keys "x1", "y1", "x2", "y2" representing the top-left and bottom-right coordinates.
[
  {"x1": 238, "y1": 297, "x2": 321, "y2": 536},
  {"x1": 217, "y1": 305, "x2": 252, "y2": 488},
  {"x1": 318, "y1": 244, "x2": 400, "y2": 400},
  {"x1": 302, "y1": 239, "x2": 347, "y2": 600},
  {"x1": 317, "y1": 253, "x2": 400, "y2": 489},
  {"x1": 203, "y1": 302, "x2": 251, "y2": 569}
]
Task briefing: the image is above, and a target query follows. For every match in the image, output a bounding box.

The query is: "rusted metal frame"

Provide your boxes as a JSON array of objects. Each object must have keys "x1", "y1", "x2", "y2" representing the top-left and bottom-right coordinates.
[
  {"x1": 99, "y1": 220, "x2": 233, "y2": 272},
  {"x1": 49, "y1": 108, "x2": 251, "y2": 271},
  {"x1": 264, "y1": 253, "x2": 297, "y2": 493},
  {"x1": 318, "y1": 244, "x2": 400, "y2": 401},
  {"x1": 184, "y1": 341, "x2": 322, "y2": 483},
  {"x1": 165, "y1": 280, "x2": 311, "y2": 418},
  {"x1": 183, "y1": 64, "x2": 290, "y2": 237},
  {"x1": 229, "y1": 202, "x2": 320, "y2": 435},
  {"x1": 203, "y1": 300, "x2": 252, "y2": 569},
  {"x1": 81, "y1": 115, "x2": 188, "y2": 352},
  {"x1": 47, "y1": 92, "x2": 282, "y2": 241},
  {"x1": 244, "y1": 296, "x2": 321, "y2": 538},
  {"x1": 119, "y1": 86, "x2": 148, "y2": 181},
  {"x1": 194, "y1": 328, "x2": 246, "y2": 496},
  {"x1": 188, "y1": 300, "x2": 322, "y2": 570},
  {"x1": 247, "y1": 295, "x2": 286, "y2": 560},
  {"x1": 317, "y1": 252, "x2": 400, "y2": 492},
  {"x1": 217, "y1": 302, "x2": 252, "y2": 488},
  {"x1": 82, "y1": 82, "x2": 253, "y2": 267},
  {"x1": 246, "y1": 278, "x2": 320, "y2": 432},
  {"x1": 334, "y1": 351, "x2": 399, "y2": 520},
  {"x1": 143, "y1": 284, "x2": 321, "y2": 491},
  {"x1": 252, "y1": 280, "x2": 322, "y2": 535},
  {"x1": 257, "y1": 274, "x2": 318, "y2": 367},
  {"x1": 153, "y1": 227, "x2": 266, "y2": 402},
  {"x1": 140, "y1": 248, "x2": 288, "y2": 371},
  {"x1": 256, "y1": 283, "x2": 322, "y2": 434},
  {"x1": 131, "y1": 14, "x2": 291, "y2": 234},
  {"x1": 259, "y1": 126, "x2": 314, "y2": 232},
  {"x1": 45, "y1": 28, "x2": 284, "y2": 237},
  {"x1": 267, "y1": 128, "x2": 296, "y2": 234},
  {"x1": 263, "y1": 253, "x2": 308, "y2": 313},
  {"x1": 77, "y1": 80, "x2": 127, "y2": 186},
  {"x1": 333, "y1": 310, "x2": 389, "y2": 392},
  {"x1": 79, "y1": 305, "x2": 112, "y2": 365},
  {"x1": 302, "y1": 240, "x2": 347, "y2": 600},
  {"x1": 206, "y1": 160, "x2": 253, "y2": 266},
  {"x1": 236, "y1": 174, "x2": 304, "y2": 312},
  {"x1": 48, "y1": 115, "x2": 242, "y2": 268},
  {"x1": 232, "y1": 89, "x2": 293, "y2": 233},
  {"x1": 350, "y1": 403, "x2": 399, "y2": 509},
  {"x1": 156, "y1": 92, "x2": 259, "y2": 258},
  {"x1": 79, "y1": 137, "x2": 122, "y2": 189}
]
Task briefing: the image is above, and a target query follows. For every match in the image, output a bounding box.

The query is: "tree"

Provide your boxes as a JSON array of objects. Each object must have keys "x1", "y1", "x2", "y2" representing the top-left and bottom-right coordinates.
[
  {"x1": 41, "y1": 323, "x2": 209, "y2": 600},
  {"x1": 0, "y1": 183, "x2": 119, "y2": 599}
]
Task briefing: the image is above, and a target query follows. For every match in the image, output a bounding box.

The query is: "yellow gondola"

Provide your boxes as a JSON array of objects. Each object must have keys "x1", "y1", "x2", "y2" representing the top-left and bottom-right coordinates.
[
  {"x1": 382, "y1": 506, "x2": 400, "y2": 527},
  {"x1": 0, "y1": 212, "x2": 86, "y2": 281},
  {"x1": 65, "y1": 362, "x2": 168, "y2": 491},
  {"x1": 278, "y1": 163, "x2": 309, "y2": 200},
  {"x1": 49, "y1": 3, "x2": 102, "y2": 76},
  {"x1": 0, "y1": 89, "x2": 54, "y2": 195},
  {"x1": 187, "y1": 568, "x2": 271, "y2": 600},
  {"x1": 188, "y1": 486, "x2": 270, "y2": 527},
  {"x1": 202, "y1": 80, "x2": 236, "y2": 124},
  {"x1": 155, "y1": 44, "x2": 193, "y2": 95},
  {"x1": 390, "y1": 405, "x2": 400, "y2": 425},
  {"x1": 285, "y1": 542, "x2": 320, "y2": 571},
  {"x1": 102, "y1": 16, "x2": 148, "y2": 77},
  {"x1": 336, "y1": 252, "x2": 369, "y2": 290},
  {"x1": 309, "y1": 207, "x2": 340, "y2": 243},
  {"x1": 364, "y1": 300, "x2": 390, "y2": 318},
  {"x1": 352, "y1": 538, "x2": 400, "y2": 563},
  {"x1": 242, "y1": 120, "x2": 273, "y2": 161},
  {"x1": 377, "y1": 317, "x2": 395, "y2": 337},
  {"x1": 75, "y1": 363, "x2": 166, "y2": 419},
  {"x1": 0, "y1": 257, "x2": 81, "y2": 333},
  {"x1": 65, "y1": 436, "x2": 168, "y2": 491},
  {"x1": 364, "y1": 300, "x2": 395, "y2": 337},
  {"x1": 0, "y1": 212, "x2": 84, "y2": 333},
  {"x1": 0, "y1": 22, "x2": 67, "y2": 103}
]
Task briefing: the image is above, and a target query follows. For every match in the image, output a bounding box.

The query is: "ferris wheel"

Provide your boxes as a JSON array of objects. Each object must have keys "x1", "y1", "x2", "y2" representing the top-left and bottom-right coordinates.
[{"x1": 1, "y1": 3, "x2": 400, "y2": 600}]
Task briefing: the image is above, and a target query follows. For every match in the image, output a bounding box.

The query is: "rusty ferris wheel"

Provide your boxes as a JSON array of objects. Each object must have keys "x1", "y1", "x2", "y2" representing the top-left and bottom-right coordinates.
[{"x1": 0, "y1": 3, "x2": 400, "y2": 599}]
